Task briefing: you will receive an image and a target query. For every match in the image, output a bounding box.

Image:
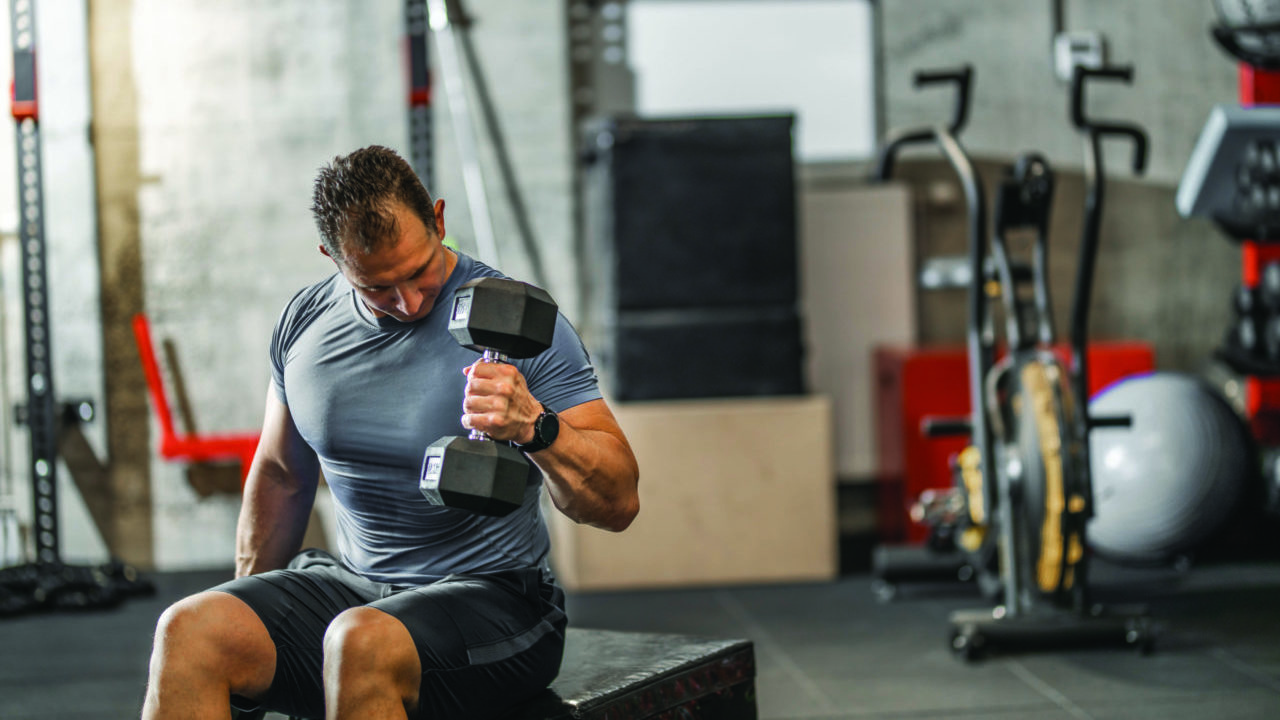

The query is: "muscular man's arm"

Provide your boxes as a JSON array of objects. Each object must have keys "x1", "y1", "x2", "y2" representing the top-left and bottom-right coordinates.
[
  {"x1": 463, "y1": 363, "x2": 640, "y2": 532},
  {"x1": 525, "y1": 399, "x2": 639, "y2": 531},
  {"x1": 235, "y1": 387, "x2": 322, "y2": 577}
]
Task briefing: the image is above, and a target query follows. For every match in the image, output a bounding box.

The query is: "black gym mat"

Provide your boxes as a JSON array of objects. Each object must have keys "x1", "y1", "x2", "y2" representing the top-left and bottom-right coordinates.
[{"x1": 3, "y1": 563, "x2": 1280, "y2": 719}]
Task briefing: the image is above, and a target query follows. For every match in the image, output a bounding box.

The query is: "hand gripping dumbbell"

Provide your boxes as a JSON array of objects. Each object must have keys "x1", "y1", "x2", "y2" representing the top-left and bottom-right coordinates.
[{"x1": 419, "y1": 277, "x2": 557, "y2": 516}]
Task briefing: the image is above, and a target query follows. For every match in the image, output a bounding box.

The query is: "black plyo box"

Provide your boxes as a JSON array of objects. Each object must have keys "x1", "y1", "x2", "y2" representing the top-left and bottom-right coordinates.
[
  {"x1": 581, "y1": 114, "x2": 798, "y2": 310},
  {"x1": 580, "y1": 114, "x2": 804, "y2": 401},
  {"x1": 510, "y1": 628, "x2": 757, "y2": 720},
  {"x1": 602, "y1": 306, "x2": 805, "y2": 402}
]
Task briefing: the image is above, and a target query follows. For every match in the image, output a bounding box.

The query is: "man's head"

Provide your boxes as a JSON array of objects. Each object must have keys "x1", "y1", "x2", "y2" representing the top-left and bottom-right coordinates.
[
  {"x1": 311, "y1": 145, "x2": 437, "y2": 260},
  {"x1": 312, "y1": 146, "x2": 454, "y2": 323}
]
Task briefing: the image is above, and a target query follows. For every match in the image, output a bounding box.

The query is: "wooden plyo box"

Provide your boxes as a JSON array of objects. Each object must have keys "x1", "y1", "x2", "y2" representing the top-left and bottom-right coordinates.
[{"x1": 548, "y1": 395, "x2": 837, "y2": 591}]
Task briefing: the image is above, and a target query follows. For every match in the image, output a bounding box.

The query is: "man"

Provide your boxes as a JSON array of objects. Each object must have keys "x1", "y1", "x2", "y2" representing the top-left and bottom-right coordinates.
[{"x1": 141, "y1": 145, "x2": 640, "y2": 720}]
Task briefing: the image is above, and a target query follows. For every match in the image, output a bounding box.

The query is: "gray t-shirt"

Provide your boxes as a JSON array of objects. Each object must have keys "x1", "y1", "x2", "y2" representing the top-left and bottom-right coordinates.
[{"x1": 270, "y1": 251, "x2": 600, "y2": 586}]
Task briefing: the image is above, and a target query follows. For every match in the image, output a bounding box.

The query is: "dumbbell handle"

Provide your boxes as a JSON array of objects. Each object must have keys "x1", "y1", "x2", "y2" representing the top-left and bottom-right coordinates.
[{"x1": 468, "y1": 348, "x2": 510, "y2": 442}]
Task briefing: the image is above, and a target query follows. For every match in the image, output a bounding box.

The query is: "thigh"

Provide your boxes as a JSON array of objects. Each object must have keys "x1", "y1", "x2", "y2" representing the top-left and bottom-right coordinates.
[
  {"x1": 216, "y1": 550, "x2": 382, "y2": 719},
  {"x1": 372, "y1": 569, "x2": 567, "y2": 720}
]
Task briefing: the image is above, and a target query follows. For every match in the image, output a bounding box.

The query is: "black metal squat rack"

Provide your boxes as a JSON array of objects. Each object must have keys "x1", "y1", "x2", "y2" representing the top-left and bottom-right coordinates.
[{"x1": 1, "y1": 0, "x2": 152, "y2": 616}]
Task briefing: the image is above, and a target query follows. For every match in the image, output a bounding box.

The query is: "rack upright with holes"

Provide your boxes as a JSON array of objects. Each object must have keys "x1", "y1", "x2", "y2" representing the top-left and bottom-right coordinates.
[{"x1": 1, "y1": 0, "x2": 152, "y2": 616}]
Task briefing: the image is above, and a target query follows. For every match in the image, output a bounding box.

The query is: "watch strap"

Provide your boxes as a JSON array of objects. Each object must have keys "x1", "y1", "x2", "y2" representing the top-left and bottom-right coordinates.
[{"x1": 514, "y1": 406, "x2": 559, "y2": 454}]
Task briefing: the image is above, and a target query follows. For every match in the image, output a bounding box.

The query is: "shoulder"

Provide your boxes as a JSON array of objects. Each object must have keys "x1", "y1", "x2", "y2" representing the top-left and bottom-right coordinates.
[
  {"x1": 283, "y1": 274, "x2": 344, "y2": 320},
  {"x1": 457, "y1": 252, "x2": 509, "y2": 283},
  {"x1": 273, "y1": 274, "x2": 345, "y2": 349}
]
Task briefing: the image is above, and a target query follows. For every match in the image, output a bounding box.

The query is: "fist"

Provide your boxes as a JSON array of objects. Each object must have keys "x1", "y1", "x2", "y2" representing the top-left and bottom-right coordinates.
[{"x1": 461, "y1": 359, "x2": 539, "y2": 444}]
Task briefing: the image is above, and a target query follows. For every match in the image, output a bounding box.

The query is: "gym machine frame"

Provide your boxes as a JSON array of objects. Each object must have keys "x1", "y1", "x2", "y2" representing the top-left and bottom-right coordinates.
[
  {"x1": 873, "y1": 65, "x2": 1154, "y2": 658},
  {"x1": 871, "y1": 66, "x2": 996, "y2": 595},
  {"x1": 868, "y1": 68, "x2": 987, "y2": 597},
  {"x1": 1, "y1": 0, "x2": 151, "y2": 615}
]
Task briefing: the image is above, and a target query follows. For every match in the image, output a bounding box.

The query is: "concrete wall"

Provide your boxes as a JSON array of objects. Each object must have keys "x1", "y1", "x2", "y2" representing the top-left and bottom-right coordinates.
[
  {"x1": 127, "y1": 0, "x2": 410, "y2": 568},
  {"x1": 881, "y1": 0, "x2": 1234, "y2": 185},
  {"x1": 879, "y1": 0, "x2": 1242, "y2": 371}
]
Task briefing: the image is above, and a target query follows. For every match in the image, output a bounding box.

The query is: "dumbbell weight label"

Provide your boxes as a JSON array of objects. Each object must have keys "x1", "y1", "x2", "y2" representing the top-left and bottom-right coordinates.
[
  {"x1": 422, "y1": 455, "x2": 444, "y2": 490},
  {"x1": 451, "y1": 294, "x2": 472, "y2": 324}
]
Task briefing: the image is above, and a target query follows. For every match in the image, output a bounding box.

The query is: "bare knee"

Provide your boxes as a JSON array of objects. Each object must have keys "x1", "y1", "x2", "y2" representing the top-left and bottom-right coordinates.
[
  {"x1": 151, "y1": 591, "x2": 275, "y2": 696},
  {"x1": 323, "y1": 607, "x2": 420, "y2": 708},
  {"x1": 153, "y1": 592, "x2": 222, "y2": 665}
]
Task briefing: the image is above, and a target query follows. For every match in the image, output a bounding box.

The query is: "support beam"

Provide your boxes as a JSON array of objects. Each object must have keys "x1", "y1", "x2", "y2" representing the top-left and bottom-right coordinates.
[
  {"x1": 88, "y1": 0, "x2": 152, "y2": 569},
  {"x1": 58, "y1": 424, "x2": 112, "y2": 541}
]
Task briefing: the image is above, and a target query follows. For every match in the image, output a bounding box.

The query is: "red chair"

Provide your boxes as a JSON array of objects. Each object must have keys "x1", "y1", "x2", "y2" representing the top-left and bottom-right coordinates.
[{"x1": 131, "y1": 313, "x2": 260, "y2": 486}]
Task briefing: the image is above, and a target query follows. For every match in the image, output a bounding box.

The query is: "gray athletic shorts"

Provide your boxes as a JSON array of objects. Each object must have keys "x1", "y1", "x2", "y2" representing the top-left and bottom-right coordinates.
[{"x1": 216, "y1": 549, "x2": 566, "y2": 720}]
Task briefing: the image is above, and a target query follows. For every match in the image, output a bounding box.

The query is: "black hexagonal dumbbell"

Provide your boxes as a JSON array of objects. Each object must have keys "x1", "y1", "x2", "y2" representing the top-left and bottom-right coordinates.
[{"x1": 419, "y1": 277, "x2": 557, "y2": 516}]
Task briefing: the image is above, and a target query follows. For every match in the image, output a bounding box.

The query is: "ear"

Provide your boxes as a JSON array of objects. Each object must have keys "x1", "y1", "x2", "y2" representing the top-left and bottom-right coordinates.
[{"x1": 433, "y1": 198, "x2": 447, "y2": 239}]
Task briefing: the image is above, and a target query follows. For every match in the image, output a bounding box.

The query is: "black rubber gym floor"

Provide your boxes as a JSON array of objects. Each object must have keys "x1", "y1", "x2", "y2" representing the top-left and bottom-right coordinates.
[{"x1": 3, "y1": 559, "x2": 1280, "y2": 719}]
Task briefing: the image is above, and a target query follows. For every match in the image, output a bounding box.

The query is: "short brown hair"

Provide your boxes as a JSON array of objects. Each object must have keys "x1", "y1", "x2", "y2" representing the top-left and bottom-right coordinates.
[{"x1": 311, "y1": 145, "x2": 435, "y2": 260}]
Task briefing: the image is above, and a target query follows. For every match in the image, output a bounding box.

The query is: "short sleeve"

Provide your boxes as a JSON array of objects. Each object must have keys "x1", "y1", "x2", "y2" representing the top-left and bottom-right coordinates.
[{"x1": 517, "y1": 312, "x2": 601, "y2": 413}]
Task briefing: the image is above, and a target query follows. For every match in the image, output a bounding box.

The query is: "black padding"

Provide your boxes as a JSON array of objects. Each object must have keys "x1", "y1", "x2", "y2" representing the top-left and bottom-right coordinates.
[
  {"x1": 509, "y1": 629, "x2": 756, "y2": 720},
  {"x1": 582, "y1": 114, "x2": 798, "y2": 310},
  {"x1": 578, "y1": 114, "x2": 804, "y2": 403},
  {"x1": 606, "y1": 306, "x2": 805, "y2": 401}
]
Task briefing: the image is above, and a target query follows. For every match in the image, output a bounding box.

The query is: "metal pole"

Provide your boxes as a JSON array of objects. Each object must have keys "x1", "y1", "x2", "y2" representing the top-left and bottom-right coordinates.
[
  {"x1": 424, "y1": 0, "x2": 500, "y2": 268},
  {"x1": 406, "y1": 0, "x2": 434, "y2": 190},
  {"x1": 10, "y1": 0, "x2": 61, "y2": 566},
  {"x1": 450, "y1": 0, "x2": 547, "y2": 288}
]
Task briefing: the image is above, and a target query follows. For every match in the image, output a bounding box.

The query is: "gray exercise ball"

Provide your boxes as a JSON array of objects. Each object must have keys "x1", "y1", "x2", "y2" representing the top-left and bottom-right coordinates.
[{"x1": 1087, "y1": 372, "x2": 1254, "y2": 565}]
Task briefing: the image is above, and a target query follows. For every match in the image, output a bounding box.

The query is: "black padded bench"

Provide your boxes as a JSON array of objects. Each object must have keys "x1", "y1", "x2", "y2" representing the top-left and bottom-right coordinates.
[
  {"x1": 509, "y1": 629, "x2": 757, "y2": 719},
  {"x1": 234, "y1": 629, "x2": 757, "y2": 719}
]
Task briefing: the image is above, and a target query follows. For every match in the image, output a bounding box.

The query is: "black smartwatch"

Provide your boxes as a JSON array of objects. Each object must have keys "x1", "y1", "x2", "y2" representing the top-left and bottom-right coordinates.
[{"x1": 514, "y1": 406, "x2": 559, "y2": 454}]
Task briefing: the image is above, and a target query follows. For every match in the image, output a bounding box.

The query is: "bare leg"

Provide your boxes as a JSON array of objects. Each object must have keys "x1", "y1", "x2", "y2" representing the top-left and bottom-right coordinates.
[
  {"x1": 141, "y1": 591, "x2": 276, "y2": 720},
  {"x1": 323, "y1": 607, "x2": 422, "y2": 719}
]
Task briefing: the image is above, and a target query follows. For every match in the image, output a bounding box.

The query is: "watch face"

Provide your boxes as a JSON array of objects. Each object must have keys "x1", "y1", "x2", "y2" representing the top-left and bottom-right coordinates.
[
  {"x1": 538, "y1": 410, "x2": 560, "y2": 445},
  {"x1": 518, "y1": 409, "x2": 559, "y2": 453}
]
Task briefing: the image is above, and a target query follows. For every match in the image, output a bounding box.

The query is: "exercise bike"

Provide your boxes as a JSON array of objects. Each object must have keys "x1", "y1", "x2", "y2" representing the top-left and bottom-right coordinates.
[
  {"x1": 872, "y1": 64, "x2": 1155, "y2": 659},
  {"x1": 867, "y1": 66, "x2": 994, "y2": 600}
]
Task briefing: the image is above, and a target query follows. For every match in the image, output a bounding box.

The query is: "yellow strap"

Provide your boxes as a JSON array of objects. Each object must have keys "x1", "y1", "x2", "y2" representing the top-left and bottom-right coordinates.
[
  {"x1": 958, "y1": 445, "x2": 985, "y2": 525},
  {"x1": 1020, "y1": 363, "x2": 1072, "y2": 593}
]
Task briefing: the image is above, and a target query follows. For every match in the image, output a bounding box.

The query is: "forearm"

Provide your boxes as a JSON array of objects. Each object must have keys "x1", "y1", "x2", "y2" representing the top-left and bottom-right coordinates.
[
  {"x1": 530, "y1": 414, "x2": 639, "y2": 532},
  {"x1": 461, "y1": 363, "x2": 639, "y2": 531},
  {"x1": 235, "y1": 462, "x2": 317, "y2": 577}
]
